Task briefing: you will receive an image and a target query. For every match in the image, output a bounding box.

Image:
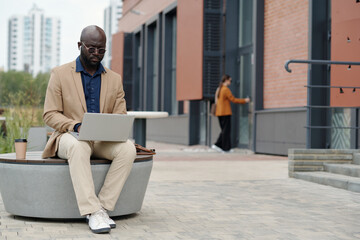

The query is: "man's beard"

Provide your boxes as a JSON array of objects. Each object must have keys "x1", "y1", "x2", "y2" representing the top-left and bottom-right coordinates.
[
  {"x1": 84, "y1": 55, "x2": 101, "y2": 68},
  {"x1": 80, "y1": 51, "x2": 101, "y2": 68}
]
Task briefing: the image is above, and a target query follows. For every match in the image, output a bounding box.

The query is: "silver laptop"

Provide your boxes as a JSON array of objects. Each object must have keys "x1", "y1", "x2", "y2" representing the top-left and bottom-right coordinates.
[{"x1": 70, "y1": 113, "x2": 134, "y2": 142}]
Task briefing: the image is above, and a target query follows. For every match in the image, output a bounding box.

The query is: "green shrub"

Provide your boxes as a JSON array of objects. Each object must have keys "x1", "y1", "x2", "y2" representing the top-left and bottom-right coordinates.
[
  {"x1": 0, "y1": 71, "x2": 49, "y2": 107},
  {"x1": 0, "y1": 107, "x2": 32, "y2": 153},
  {"x1": 0, "y1": 70, "x2": 48, "y2": 153}
]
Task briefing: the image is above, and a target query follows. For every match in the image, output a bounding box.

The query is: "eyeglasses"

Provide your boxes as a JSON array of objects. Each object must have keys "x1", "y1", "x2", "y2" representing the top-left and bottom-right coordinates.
[{"x1": 81, "y1": 42, "x2": 106, "y2": 54}]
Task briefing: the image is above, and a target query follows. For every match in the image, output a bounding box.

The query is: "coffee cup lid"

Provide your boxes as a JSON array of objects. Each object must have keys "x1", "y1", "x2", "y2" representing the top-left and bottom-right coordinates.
[{"x1": 15, "y1": 139, "x2": 27, "y2": 142}]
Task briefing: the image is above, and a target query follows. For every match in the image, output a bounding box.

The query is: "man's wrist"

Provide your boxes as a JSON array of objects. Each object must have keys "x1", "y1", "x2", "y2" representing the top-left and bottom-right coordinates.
[{"x1": 74, "y1": 123, "x2": 82, "y2": 132}]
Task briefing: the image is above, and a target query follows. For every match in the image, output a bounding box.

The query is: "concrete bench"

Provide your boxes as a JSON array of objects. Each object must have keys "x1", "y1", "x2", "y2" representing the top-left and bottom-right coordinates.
[{"x1": 0, "y1": 151, "x2": 153, "y2": 219}]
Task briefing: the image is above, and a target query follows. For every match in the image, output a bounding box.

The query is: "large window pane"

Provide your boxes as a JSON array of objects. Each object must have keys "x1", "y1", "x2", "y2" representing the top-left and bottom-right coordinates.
[
  {"x1": 233, "y1": 0, "x2": 253, "y2": 148},
  {"x1": 238, "y1": 0, "x2": 253, "y2": 47},
  {"x1": 146, "y1": 22, "x2": 158, "y2": 111},
  {"x1": 164, "y1": 11, "x2": 179, "y2": 115},
  {"x1": 331, "y1": 108, "x2": 351, "y2": 149},
  {"x1": 237, "y1": 53, "x2": 252, "y2": 146},
  {"x1": 171, "y1": 15, "x2": 177, "y2": 114},
  {"x1": 133, "y1": 31, "x2": 142, "y2": 111}
]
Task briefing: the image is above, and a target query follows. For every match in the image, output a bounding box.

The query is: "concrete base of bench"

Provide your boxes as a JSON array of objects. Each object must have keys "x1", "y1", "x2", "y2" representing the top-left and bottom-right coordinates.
[{"x1": 0, "y1": 152, "x2": 153, "y2": 219}]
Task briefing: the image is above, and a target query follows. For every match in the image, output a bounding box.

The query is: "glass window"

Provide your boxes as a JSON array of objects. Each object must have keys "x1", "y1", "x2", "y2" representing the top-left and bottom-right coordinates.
[
  {"x1": 232, "y1": 0, "x2": 253, "y2": 148},
  {"x1": 163, "y1": 11, "x2": 179, "y2": 115},
  {"x1": 145, "y1": 22, "x2": 159, "y2": 111},
  {"x1": 238, "y1": 0, "x2": 253, "y2": 47},
  {"x1": 170, "y1": 15, "x2": 177, "y2": 114},
  {"x1": 331, "y1": 108, "x2": 351, "y2": 149},
  {"x1": 237, "y1": 53, "x2": 252, "y2": 145},
  {"x1": 132, "y1": 31, "x2": 143, "y2": 111}
]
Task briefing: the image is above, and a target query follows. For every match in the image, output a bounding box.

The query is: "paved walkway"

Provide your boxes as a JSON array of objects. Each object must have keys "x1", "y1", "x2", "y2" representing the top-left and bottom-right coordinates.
[{"x1": 1, "y1": 141, "x2": 360, "y2": 239}]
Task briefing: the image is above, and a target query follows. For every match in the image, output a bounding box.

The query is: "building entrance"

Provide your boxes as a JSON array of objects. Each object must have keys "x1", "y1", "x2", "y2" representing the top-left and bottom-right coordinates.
[{"x1": 226, "y1": 0, "x2": 253, "y2": 149}]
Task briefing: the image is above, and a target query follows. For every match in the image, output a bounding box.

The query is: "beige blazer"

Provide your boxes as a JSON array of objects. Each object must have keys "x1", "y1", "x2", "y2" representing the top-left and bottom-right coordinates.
[{"x1": 42, "y1": 60, "x2": 127, "y2": 158}]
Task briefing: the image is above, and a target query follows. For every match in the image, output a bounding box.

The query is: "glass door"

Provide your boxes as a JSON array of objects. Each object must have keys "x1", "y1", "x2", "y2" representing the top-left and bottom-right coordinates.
[{"x1": 232, "y1": 0, "x2": 253, "y2": 148}]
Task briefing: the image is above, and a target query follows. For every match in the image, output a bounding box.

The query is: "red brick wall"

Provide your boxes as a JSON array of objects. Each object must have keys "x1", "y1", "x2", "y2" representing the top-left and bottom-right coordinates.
[
  {"x1": 176, "y1": 0, "x2": 204, "y2": 101},
  {"x1": 113, "y1": 0, "x2": 176, "y2": 76},
  {"x1": 111, "y1": 32, "x2": 125, "y2": 76},
  {"x1": 263, "y1": 0, "x2": 309, "y2": 109},
  {"x1": 122, "y1": 0, "x2": 141, "y2": 15},
  {"x1": 330, "y1": 0, "x2": 360, "y2": 107},
  {"x1": 117, "y1": 0, "x2": 176, "y2": 32}
]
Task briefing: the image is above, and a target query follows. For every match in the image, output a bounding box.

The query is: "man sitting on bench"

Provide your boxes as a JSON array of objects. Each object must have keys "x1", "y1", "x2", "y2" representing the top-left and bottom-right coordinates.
[{"x1": 42, "y1": 25, "x2": 136, "y2": 234}]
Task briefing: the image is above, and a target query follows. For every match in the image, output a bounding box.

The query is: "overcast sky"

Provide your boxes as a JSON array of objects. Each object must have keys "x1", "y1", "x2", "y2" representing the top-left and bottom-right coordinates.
[{"x1": 0, "y1": 0, "x2": 111, "y2": 71}]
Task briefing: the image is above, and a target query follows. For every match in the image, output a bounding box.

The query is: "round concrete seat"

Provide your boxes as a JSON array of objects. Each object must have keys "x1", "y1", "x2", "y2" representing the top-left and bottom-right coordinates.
[{"x1": 0, "y1": 151, "x2": 153, "y2": 219}]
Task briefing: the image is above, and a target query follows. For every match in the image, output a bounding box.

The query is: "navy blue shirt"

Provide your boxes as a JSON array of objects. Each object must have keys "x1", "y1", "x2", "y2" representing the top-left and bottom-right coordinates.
[
  {"x1": 75, "y1": 56, "x2": 105, "y2": 113},
  {"x1": 74, "y1": 56, "x2": 105, "y2": 132}
]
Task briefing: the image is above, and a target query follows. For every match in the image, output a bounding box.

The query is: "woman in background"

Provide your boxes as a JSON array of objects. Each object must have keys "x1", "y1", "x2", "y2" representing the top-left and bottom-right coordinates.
[{"x1": 212, "y1": 74, "x2": 250, "y2": 153}]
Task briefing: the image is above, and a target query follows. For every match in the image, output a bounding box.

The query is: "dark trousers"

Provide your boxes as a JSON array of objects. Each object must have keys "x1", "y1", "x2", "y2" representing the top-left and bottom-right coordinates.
[{"x1": 215, "y1": 115, "x2": 231, "y2": 151}]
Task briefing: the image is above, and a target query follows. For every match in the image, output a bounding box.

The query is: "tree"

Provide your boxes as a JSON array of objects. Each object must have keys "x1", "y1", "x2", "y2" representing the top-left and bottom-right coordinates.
[{"x1": 0, "y1": 71, "x2": 49, "y2": 107}]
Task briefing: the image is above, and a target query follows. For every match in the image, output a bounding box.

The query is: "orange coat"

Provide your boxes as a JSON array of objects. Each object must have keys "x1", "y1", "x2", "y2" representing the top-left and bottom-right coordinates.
[{"x1": 215, "y1": 86, "x2": 246, "y2": 116}]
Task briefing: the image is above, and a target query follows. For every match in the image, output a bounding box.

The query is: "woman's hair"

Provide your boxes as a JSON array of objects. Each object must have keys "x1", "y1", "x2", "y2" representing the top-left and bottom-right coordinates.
[
  {"x1": 218, "y1": 74, "x2": 231, "y2": 88},
  {"x1": 215, "y1": 74, "x2": 231, "y2": 100}
]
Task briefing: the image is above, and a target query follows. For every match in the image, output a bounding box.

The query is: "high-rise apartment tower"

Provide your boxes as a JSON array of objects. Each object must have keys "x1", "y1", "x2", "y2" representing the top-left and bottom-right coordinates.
[
  {"x1": 8, "y1": 4, "x2": 61, "y2": 75},
  {"x1": 103, "y1": 0, "x2": 123, "y2": 68}
]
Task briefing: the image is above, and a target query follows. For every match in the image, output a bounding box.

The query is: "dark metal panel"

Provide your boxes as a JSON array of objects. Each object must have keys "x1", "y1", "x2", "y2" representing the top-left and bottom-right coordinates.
[
  {"x1": 350, "y1": 109, "x2": 358, "y2": 149},
  {"x1": 252, "y1": 0, "x2": 264, "y2": 152},
  {"x1": 225, "y1": 0, "x2": 240, "y2": 149},
  {"x1": 253, "y1": 0, "x2": 264, "y2": 111},
  {"x1": 162, "y1": 8, "x2": 177, "y2": 114},
  {"x1": 133, "y1": 119, "x2": 146, "y2": 147},
  {"x1": 224, "y1": 0, "x2": 239, "y2": 82},
  {"x1": 255, "y1": 108, "x2": 307, "y2": 155},
  {"x1": 123, "y1": 33, "x2": 133, "y2": 110},
  {"x1": 157, "y1": 15, "x2": 163, "y2": 112},
  {"x1": 144, "y1": 14, "x2": 162, "y2": 111},
  {"x1": 144, "y1": 22, "x2": 155, "y2": 110},
  {"x1": 357, "y1": 110, "x2": 360, "y2": 149},
  {"x1": 189, "y1": 100, "x2": 201, "y2": 145},
  {"x1": 132, "y1": 26, "x2": 145, "y2": 111},
  {"x1": 308, "y1": 0, "x2": 331, "y2": 148},
  {"x1": 202, "y1": 0, "x2": 223, "y2": 100}
]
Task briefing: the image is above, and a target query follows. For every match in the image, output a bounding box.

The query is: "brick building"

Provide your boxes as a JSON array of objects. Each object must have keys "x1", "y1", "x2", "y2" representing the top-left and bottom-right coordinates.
[{"x1": 111, "y1": 0, "x2": 360, "y2": 155}]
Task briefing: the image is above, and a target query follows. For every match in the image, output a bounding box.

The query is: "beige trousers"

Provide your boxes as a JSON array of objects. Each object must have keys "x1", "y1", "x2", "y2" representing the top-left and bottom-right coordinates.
[{"x1": 57, "y1": 133, "x2": 136, "y2": 216}]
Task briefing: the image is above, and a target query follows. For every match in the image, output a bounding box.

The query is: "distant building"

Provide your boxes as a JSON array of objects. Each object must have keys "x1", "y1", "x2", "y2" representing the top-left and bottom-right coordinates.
[
  {"x1": 112, "y1": 0, "x2": 360, "y2": 155},
  {"x1": 103, "y1": 0, "x2": 123, "y2": 68},
  {"x1": 7, "y1": 4, "x2": 61, "y2": 75}
]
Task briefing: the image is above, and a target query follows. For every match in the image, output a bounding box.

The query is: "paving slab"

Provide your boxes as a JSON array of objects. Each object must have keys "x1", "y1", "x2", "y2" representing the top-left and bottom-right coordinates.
[{"x1": 0, "y1": 141, "x2": 360, "y2": 239}]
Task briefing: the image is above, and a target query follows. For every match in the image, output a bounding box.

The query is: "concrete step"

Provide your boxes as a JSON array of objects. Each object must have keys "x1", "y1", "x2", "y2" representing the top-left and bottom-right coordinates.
[
  {"x1": 289, "y1": 154, "x2": 353, "y2": 161},
  {"x1": 289, "y1": 149, "x2": 359, "y2": 155},
  {"x1": 324, "y1": 163, "x2": 360, "y2": 178},
  {"x1": 353, "y1": 153, "x2": 360, "y2": 165},
  {"x1": 292, "y1": 171, "x2": 360, "y2": 193},
  {"x1": 289, "y1": 160, "x2": 352, "y2": 173}
]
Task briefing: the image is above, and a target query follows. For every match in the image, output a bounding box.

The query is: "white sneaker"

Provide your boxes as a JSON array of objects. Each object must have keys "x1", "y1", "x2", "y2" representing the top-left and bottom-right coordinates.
[
  {"x1": 100, "y1": 207, "x2": 116, "y2": 228},
  {"x1": 86, "y1": 208, "x2": 116, "y2": 229},
  {"x1": 211, "y1": 144, "x2": 224, "y2": 153},
  {"x1": 88, "y1": 210, "x2": 111, "y2": 234}
]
